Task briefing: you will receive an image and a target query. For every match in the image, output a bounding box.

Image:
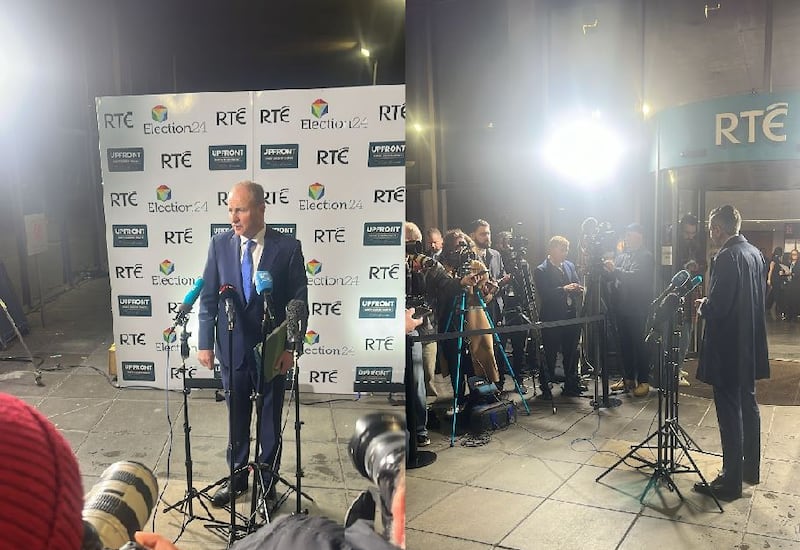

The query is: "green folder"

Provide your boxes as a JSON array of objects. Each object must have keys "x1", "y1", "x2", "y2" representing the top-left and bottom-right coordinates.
[{"x1": 253, "y1": 321, "x2": 287, "y2": 383}]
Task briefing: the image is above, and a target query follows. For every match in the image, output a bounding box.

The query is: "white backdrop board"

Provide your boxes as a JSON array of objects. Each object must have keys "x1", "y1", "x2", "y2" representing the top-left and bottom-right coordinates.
[{"x1": 96, "y1": 86, "x2": 405, "y2": 393}]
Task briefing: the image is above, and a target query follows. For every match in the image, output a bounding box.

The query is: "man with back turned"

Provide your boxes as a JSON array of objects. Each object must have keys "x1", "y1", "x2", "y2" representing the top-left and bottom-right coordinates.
[
  {"x1": 694, "y1": 205, "x2": 769, "y2": 501},
  {"x1": 198, "y1": 180, "x2": 308, "y2": 507}
]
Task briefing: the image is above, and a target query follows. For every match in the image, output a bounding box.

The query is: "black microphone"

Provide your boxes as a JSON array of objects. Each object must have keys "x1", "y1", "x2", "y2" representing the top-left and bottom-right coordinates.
[
  {"x1": 645, "y1": 292, "x2": 680, "y2": 344},
  {"x1": 219, "y1": 284, "x2": 237, "y2": 329},
  {"x1": 172, "y1": 278, "x2": 204, "y2": 326},
  {"x1": 285, "y1": 299, "x2": 308, "y2": 356},
  {"x1": 652, "y1": 270, "x2": 690, "y2": 305},
  {"x1": 255, "y1": 270, "x2": 276, "y2": 334}
]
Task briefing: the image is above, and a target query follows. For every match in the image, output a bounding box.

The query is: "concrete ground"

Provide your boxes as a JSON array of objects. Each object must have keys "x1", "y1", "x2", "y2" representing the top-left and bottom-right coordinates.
[{"x1": 2, "y1": 276, "x2": 799, "y2": 549}]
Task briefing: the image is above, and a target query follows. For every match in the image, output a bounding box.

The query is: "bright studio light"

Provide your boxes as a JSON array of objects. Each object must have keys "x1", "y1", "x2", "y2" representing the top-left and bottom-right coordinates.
[
  {"x1": 0, "y1": 19, "x2": 29, "y2": 106},
  {"x1": 360, "y1": 47, "x2": 371, "y2": 58},
  {"x1": 543, "y1": 114, "x2": 625, "y2": 186}
]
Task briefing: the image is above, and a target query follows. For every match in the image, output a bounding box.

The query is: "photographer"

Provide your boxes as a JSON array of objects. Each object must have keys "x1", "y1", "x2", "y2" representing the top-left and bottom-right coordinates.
[
  {"x1": 496, "y1": 230, "x2": 532, "y2": 393},
  {"x1": 405, "y1": 223, "x2": 480, "y2": 440},
  {"x1": 438, "y1": 229, "x2": 502, "y2": 407},
  {"x1": 604, "y1": 223, "x2": 655, "y2": 397}
]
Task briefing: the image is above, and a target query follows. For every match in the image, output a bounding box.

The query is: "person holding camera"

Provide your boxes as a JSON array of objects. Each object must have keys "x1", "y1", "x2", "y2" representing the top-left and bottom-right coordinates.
[
  {"x1": 469, "y1": 220, "x2": 514, "y2": 390},
  {"x1": 437, "y1": 229, "x2": 502, "y2": 406},
  {"x1": 496, "y1": 230, "x2": 532, "y2": 393},
  {"x1": 405, "y1": 223, "x2": 481, "y2": 441},
  {"x1": 604, "y1": 223, "x2": 654, "y2": 397},
  {"x1": 534, "y1": 236, "x2": 585, "y2": 399}
]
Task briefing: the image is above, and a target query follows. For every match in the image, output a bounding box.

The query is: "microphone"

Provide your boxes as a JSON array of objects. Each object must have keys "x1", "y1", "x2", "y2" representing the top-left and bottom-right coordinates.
[
  {"x1": 677, "y1": 275, "x2": 703, "y2": 299},
  {"x1": 285, "y1": 299, "x2": 308, "y2": 356},
  {"x1": 219, "y1": 284, "x2": 237, "y2": 329},
  {"x1": 172, "y1": 278, "x2": 204, "y2": 326},
  {"x1": 645, "y1": 292, "x2": 680, "y2": 344},
  {"x1": 255, "y1": 270, "x2": 276, "y2": 334},
  {"x1": 652, "y1": 270, "x2": 690, "y2": 305}
]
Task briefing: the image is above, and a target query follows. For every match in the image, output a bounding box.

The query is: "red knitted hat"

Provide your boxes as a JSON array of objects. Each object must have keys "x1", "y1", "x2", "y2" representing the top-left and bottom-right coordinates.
[{"x1": 0, "y1": 393, "x2": 84, "y2": 549}]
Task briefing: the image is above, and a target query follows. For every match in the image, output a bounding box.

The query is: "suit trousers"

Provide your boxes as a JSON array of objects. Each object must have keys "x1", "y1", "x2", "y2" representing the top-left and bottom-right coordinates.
[
  {"x1": 541, "y1": 325, "x2": 580, "y2": 389},
  {"x1": 616, "y1": 313, "x2": 650, "y2": 384},
  {"x1": 713, "y1": 380, "x2": 761, "y2": 491},
  {"x1": 221, "y1": 363, "x2": 285, "y2": 489}
]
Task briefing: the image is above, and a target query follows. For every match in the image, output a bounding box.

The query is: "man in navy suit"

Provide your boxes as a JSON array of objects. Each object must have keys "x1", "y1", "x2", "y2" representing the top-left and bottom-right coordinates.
[
  {"x1": 533, "y1": 236, "x2": 585, "y2": 399},
  {"x1": 694, "y1": 205, "x2": 769, "y2": 501},
  {"x1": 198, "y1": 180, "x2": 307, "y2": 507}
]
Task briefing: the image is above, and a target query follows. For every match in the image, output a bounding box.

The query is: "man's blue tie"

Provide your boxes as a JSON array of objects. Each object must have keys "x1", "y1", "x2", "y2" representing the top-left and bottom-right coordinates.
[{"x1": 242, "y1": 239, "x2": 255, "y2": 303}]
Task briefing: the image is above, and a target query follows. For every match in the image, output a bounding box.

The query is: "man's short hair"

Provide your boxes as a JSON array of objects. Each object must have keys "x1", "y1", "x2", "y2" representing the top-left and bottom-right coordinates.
[
  {"x1": 709, "y1": 205, "x2": 741, "y2": 235},
  {"x1": 426, "y1": 227, "x2": 442, "y2": 238},
  {"x1": 548, "y1": 235, "x2": 570, "y2": 250},
  {"x1": 405, "y1": 221, "x2": 423, "y2": 242},
  {"x1": 680, "y1": 213, "x2": 698, "y2": 227},
  {"x1": 233, "y1": 180, "x2": 265, "y2": 207},
  {"x1": 468, "y1": 219, "x2": 490, "y2": 234}
]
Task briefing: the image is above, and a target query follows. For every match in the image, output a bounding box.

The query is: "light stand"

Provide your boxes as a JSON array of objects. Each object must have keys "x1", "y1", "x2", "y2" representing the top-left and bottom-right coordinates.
[{"x1": 583, "y1": 264, "x2": 619, "y2": 410}]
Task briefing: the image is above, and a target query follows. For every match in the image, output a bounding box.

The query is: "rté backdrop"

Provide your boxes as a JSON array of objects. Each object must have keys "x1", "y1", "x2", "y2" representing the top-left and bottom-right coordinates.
[{"x1": 96, "y1": 86, "x2": 405, "y2": 394}]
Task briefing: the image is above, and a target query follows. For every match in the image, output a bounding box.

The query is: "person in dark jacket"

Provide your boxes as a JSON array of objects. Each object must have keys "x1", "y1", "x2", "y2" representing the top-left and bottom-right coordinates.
[
  {"x1": 603, "y1": 223, "x2": 654, "y2": 397},
  {"x1": 533, "y1": 236, "x2": 585, "y2": 399},
  {"x1": 694, "y1": 205, "x2": 769, "y2": 502}
]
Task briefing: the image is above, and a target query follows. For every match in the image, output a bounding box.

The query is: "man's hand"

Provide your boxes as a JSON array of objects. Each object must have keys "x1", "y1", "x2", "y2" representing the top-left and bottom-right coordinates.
[
  {"x1": 198, "y1": 349, "x2": 215, "y2": 370},
  {"x1": 564, "y1": 282, "x2": 583, "y2": 293},
  {"x1": 405, "y1": 308, "x2": 423, "y2": 333},
  {"x1": 275, "y1": 349, "x2": 294, "y2": 375},
  {"x1": 134, "y1": 531, "x2": 179, "y2": 550},
  {"x1": 499, "y1": 273, "x2": 512, "y2": 287},
  {"x1": 603, "y1": 259, "x2": 615, "y2": 273},
  {"x1": 695, "y1": 296, "x2": 707, "y2": 317}
]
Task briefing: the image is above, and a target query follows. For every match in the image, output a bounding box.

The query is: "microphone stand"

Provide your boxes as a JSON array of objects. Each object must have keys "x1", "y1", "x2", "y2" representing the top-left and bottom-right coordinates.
[
  {"x1": 224, "y1": 296, "x2": 240, "y2": 547},
  {"x1": 162, "y1": 318, "x2": 225, "y2": 528}
]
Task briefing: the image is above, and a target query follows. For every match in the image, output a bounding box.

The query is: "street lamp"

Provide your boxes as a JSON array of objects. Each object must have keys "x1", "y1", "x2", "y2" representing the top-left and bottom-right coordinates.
[{"x1": 360, "y1": 46, "x2": 378, "y2": 86}]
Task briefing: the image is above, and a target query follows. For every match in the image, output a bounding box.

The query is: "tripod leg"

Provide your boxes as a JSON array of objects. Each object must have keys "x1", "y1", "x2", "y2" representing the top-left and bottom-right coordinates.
[
  {"x1": 475, "y1": 291, "x2": 530, "y2": 414},
  {"x1": 450, "y1": 293, "x2": 467, "y2": 447}
]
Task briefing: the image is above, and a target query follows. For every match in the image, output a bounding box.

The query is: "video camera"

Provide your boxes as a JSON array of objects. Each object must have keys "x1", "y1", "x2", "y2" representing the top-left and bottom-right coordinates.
[{"x1": 581, "y1": 217, "x2": 617, "y2": 267}]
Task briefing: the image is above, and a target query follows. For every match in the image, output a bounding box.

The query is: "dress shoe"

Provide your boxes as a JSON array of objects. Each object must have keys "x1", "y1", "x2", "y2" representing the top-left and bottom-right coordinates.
[
  {"x1": 693, "y1": 476, "x2": 741, "y2": 501},
  {"x1": 632, "y1": 382, "x2": 651, "y2": 397},
  {"x1": 539, "y1": 385, "x2": 553, "y2": 400},
  {"x1": 416, "y1": 434, "x2": 431, "y2": 447},
  {"x1": 610, "y1": 379, "x2": 633, "y2": 392},
  {"x1": 211, "y1": 480, "x2": 248, "y2": 508}
]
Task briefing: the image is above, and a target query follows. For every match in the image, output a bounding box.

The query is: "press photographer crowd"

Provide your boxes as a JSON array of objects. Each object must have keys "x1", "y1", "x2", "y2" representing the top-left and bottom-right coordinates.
[{"x1": 405, "y1": 205, "x2": 773, "y2": 502}]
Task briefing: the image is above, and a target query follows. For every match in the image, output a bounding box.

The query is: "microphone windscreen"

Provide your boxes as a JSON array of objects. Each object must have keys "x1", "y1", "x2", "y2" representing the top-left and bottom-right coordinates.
[{"x1": 255, "y1": 271, "x2": 274, "y2": 294}]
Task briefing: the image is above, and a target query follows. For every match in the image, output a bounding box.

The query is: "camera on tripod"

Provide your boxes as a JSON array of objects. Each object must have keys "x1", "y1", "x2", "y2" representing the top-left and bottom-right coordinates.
[{"x1": 581, "y1": 217, "x2": 617, "y2": 267}]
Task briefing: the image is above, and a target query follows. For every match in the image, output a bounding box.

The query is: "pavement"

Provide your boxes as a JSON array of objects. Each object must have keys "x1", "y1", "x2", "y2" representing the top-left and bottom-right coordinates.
[{"x1": 1, "y1": 276, "x2": 799, "y2": 549}]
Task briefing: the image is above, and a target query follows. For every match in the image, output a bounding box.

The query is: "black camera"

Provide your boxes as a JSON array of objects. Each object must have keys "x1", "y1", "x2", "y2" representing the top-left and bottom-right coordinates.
[
  {"x1": 581, "y1": 217, "x2": 617, "y2": 267},
  {"x1": 348, "y1": 413, "x2": 405, "y2": 542}
]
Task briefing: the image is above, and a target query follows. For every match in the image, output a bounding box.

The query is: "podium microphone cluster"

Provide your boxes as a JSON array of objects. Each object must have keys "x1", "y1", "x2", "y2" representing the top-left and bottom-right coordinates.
[{"x1": 172, "y1": 278, "x2": 204, "y2": 327}]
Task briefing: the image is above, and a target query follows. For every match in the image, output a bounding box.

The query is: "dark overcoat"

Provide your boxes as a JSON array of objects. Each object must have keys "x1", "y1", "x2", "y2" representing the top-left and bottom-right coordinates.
[{"x1": 697, "y1": 235, "x2": 770, "y2": 387}]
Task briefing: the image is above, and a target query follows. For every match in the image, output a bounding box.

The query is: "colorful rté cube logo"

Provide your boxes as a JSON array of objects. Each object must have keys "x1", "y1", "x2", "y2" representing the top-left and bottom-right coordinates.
[
  {"x1": 304, "y1": 330, "x2": 319, "y2": 345},
  {"x1": 306, "y1": 259, "x2": 322, "y2": 276},
  {"x1": 311, "y1": 99, "x2": 328, "y2": 119},
  {"x1": 156, "y1": 185, "x2": 171, "y2": 201},
  {"x1": 162, "y1": 327, "x2": 177, "y2": 343},
  {"x1": 308, "y1": 182, "x2": 325, "y2": 200},
  {"x1": 159, "y1": 259, "x2": 175, "y2": 275},
  {"x1": 151, "y1": 104, "x2": 168, "y2": 122}
]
